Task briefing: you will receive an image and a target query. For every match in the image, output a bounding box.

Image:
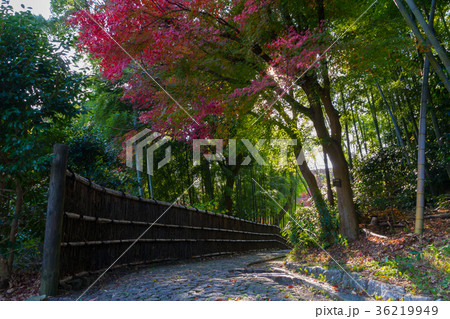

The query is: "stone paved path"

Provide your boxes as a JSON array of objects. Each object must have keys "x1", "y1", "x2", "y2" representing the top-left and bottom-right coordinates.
[{"x1": 55, "y1": 250, "x2": 335, "y2": 301}]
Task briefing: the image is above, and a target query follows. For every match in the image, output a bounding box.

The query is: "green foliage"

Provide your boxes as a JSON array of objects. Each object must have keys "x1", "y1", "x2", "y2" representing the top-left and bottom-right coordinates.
[
  {"x1": 436, "y1": 194, "x2": 450, "y2": 210},
  {"x1": 283, "y1": 204, "x2": 339, "y2": 248},
  {"x1": 352, "y1": 147, "x2": 416, "y2": 213},
  {"x1": 0, "y1": 5, "x2": 85, "y2": 176},
  {"x1": 66, "y1": 125, "x2": 138, "y2": 191},
  {"x1": 193, "y1": 200, "x2": 226, "y2": 215},
  {"x1": 0, "y1": 3, "x2": 85, "y2": 272}
]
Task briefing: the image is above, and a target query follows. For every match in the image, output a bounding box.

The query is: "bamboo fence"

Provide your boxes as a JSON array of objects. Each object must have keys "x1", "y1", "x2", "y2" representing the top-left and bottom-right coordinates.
[{"x1": 58, "y1": 171, "x2": 288, "y2": 282}]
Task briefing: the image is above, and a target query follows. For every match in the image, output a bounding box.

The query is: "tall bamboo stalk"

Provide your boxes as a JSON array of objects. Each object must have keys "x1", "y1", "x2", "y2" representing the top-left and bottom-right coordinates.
[
  {"x1": 404, "y1": 0, "x2": 450, "y2": 73},
  {"x1": 355, "y1": 103, "x2": 369, "y2": 154},
  {"x1": 376, "y1": 82, "x2": 406, "y2": 148},
  {"x1": 367, "y1": 89, "x2": 383, "y2": 149},
  {"x1": 392, "y1": 0, "x2": 450, "y2": 92},
  {"x1": 350, "y1": 101, "x2": 364, "y2": 158},
  {"x1": 415, "y1": 0, "x2": 436, "y2": 235}
]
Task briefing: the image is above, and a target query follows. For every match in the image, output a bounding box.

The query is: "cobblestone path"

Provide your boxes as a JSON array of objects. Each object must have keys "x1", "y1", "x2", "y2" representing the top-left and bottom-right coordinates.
[{"x1": 55, "y1": 250, "x2": 334, "y2": 301}]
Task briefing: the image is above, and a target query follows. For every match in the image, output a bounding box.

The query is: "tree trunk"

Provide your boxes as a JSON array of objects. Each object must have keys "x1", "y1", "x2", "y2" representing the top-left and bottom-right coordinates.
[
  {"x1": 367, "y1": 89, "x2": 383, "y2": 149},
  {"x1": 415, "y1": 0, "x2": 436, "y2": 235},
  {"x1": 185, "y1": 148, "x2": 195, "y2": 204},
  {"x1": 224, "y1": 176, "x2": 235, "y2": 214},
  {"x1": 357, "y1": 109, "x2": 369, "y2": 154},
  {"x1": 295, "y1": 146, "x2": 335, "y2": 242},
  {"x1": 393, "y1": 93, "x2": 416, "y2": 145},
  {"x1": 222, "y1": 155, "x2": 243, "y2": 215},
  {"x1": 393, "y1": 0, "x2": 450, "y2": 92},
  {"x1": 401, "y1": 93, "x2": 419, "y2": 139},
  {"x1": 324, "y1": 141, "x2": 358, "y2": 241},
  {"x1": 341, "y1": 91, "x2": 353, "y2": 170},
  {"x1": 275, "y1": 181, "x2": 295, "y2": 225},
  {"x1": 303, "y1": 78, "x2": 358, "y2": 241},
  {"x1": 404, "y1": 0, "x2": 450, "y2": 73},
  {"x1": 201, "y1": 157, "x2": 214, "y2": 201},
  {"x1": 323, "y1": 150, "x2": 335, "y2": 207},
  {"x1": 349, "y1": 101, "x2": 364, "y2": 158},
  {"x1": 132, "y1": 113, "x2": 144, "y2": 197},
  {"x1": 376, "y1": 82, "x2": 406, "y2": 148}
]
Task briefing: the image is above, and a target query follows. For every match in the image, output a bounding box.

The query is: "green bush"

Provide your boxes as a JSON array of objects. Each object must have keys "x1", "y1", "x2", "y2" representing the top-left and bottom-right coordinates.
[
  {"x1": 66, "y1": 125, "x2": 138, "y2": 192},
  {"x1": 352, "y1": 147, "x2": 416, "y2": 214},
  {"x1": 283, "y1": 204, "x2": 339, "y2": 248}
]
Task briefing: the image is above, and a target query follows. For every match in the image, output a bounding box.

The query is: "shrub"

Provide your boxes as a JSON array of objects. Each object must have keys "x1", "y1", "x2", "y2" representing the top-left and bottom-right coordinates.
[
  {"x1": 352, "y1": 147, "x2": 416, "y2": 215},
  {"x1": 283, "y1": 204, "x2": 339, "y2": 248}
]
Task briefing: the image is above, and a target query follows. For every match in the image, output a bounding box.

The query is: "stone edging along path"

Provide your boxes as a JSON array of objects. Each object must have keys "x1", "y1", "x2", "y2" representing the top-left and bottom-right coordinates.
[{"x1": 284, "y1": 261, "x2": 432, "y2": 301}]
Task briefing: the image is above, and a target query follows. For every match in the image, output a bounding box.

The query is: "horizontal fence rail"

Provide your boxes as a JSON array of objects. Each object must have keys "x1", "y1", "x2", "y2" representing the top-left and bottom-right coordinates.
[{"x1": 40, "y1": 145, "x2": 288, "y2": 296}]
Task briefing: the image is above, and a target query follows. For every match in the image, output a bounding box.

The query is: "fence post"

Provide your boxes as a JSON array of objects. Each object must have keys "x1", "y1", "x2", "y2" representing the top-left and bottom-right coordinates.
[{"x1": 40, "y1": 144, "x2": 68, "y2": 297}]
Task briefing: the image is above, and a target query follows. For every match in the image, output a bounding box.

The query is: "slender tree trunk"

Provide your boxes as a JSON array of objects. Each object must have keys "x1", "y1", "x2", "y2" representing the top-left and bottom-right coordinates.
[
  {"x1": 376, "y1": 82, "x2": 406, "y2": 148},
  {"x1": 379, "y1": 85, "x2": 413, "y2": 165},
  {"x1": 185, "y1": 149, "x2": 194, "y2": 204},
  {"x1": 355, "y1": 104, "x2": 369, "y2": 154},
  {"x1": 341, "y1": 91, "x2": 353, "y2": 170},
  {"x1": 222, "y1": 155, "x2": 243, "y2": 215},
  {"x1": 404, "y1": 0, "x2": 450, "y2": 73},
  {"x1": 392, "y1": 0, "x2": 450, "y2": 92},
  {"x1": 295, "y1": 146, "x2": 335, "y2": 242},
  {"x1": 349, "y1": 101, "x2": 364, "y2": 158},
  {"x1": 394, "y1": 93, "x2": 416, "y2": 144},
  {"x1": 361, "y1": 110, "x2": 374, "y2": 150},
  {"x1": 224, "y1": 175, "x2": 235, "y2": 214},
  {"x1": 367, "y1": 90, "x2": 383, "y2": 149},
  {"x1": 415, "y1": 53, "x2": 429, "y2": 235},
  {"x1": 201, "y1": 157, "x2": 214, "y2": 201},
  {"x1": 132, "y1": 113, "x2": 144, "y2": 197},
  {"x1": 275, "y1": 182, "x2": 295, "y2": 225},
  {"x1": 251, "y1": 166, "x2": 256, "y2": 221},
  {"x1": 323, "y1": 150, "x2": 334, "y2": 207},
  {"x1": 401, "y1": 92, "x2": 420, "y2": 139},
  {"x1": 415, "y1": 0, "x2": 436, "y2": 235}
]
